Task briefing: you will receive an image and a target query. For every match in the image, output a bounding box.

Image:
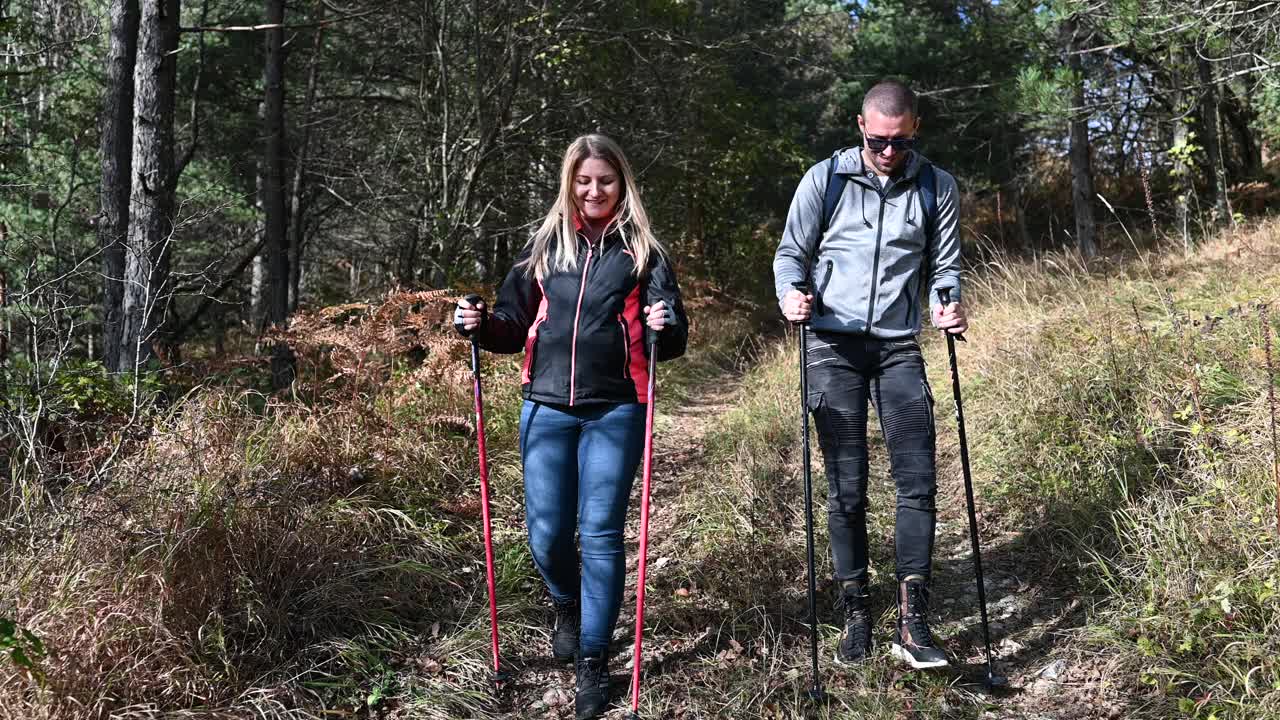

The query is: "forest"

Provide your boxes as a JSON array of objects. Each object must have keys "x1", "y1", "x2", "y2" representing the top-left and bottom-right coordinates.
[{"x1": 3, "y1": 1, "x2": 1279, "y2": 718}]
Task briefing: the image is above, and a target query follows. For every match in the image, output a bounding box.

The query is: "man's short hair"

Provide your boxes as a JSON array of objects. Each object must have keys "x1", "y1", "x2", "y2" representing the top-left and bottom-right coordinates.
[{"x1": 862, "y1": 80, "x2": 918, "y2": 118}]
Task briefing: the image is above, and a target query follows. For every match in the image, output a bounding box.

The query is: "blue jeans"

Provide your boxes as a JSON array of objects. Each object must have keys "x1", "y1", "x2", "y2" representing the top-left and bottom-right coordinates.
[{"x1": 519, "y1": 400, "x2": 646, "y2": 654}]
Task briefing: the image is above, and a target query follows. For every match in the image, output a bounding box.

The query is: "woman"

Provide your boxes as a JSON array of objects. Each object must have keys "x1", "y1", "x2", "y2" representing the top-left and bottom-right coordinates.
[{"x1": 454, "y1": 134, "x2": 687, "y2": 720}]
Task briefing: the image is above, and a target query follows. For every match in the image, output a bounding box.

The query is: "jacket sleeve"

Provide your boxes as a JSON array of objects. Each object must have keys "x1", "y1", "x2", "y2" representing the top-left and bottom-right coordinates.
[
  {"x1": 477, "y1": 250, "x2": 542, "y2": 354},
  {"x1": 928, "y1": 168, "x2": 962, "y2": 308},
  {"x1": 772, "y1": 159, "x2": 827, "y2": 312},
  {"x1": 645, "y1": 252, "x2": 688, "y2": 362}
]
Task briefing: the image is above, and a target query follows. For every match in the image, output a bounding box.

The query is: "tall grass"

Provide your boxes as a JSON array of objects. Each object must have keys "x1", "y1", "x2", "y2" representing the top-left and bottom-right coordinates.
[{"x1": 955, "y1": 221, "x2": 1280, "y2": 718}]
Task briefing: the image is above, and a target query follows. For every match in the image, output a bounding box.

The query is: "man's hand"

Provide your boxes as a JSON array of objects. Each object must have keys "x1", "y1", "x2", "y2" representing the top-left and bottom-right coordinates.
[
  {"x1": 454, "y1": 297, "x2": 486, "y2": 334},
  {"x1": 643, "y1": 301, "x2": 673, "y2": 332},
  {"x1": 932, "y1": 301, "x2": 968, "y2": 335},
  {"x1": 782, "y1": 289, "x2": 814, "y2": 323}
]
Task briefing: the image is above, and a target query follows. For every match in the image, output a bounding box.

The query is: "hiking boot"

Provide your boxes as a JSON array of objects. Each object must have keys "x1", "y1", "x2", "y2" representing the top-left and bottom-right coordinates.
[
  {"x1": 574, "y1": 648, "x2": 611, "y2": 720},
  {"x1": 833, "y1": 580, "x2": 873, "y2": 665},
  {"x1": 890, "y1": 575, "x2": 949, "y2": 669},
  {"x1": 551, "y1": 596, "x2": 580, "y2": 663}
]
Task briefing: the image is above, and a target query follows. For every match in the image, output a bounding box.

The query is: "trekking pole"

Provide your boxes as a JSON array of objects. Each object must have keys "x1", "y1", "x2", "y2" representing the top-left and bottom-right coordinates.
[
  {"x1": 628, "y1": 327, "x2": 660, "y2": 720},
  {"x1": 456, "y1": 294, "x2": 507, "y2": 691},
  {"x1": 792, "y1": 281, "x2": 825, "y2": 703},
  {"x1": 937, "y1": 288, "x2": 1004, "y2": 691}
]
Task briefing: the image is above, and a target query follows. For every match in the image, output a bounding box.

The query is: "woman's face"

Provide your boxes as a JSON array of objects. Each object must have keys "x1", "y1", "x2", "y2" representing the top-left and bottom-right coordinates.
[{"x1": 573, "y1": 156, "x2": 621, "y2": 225}]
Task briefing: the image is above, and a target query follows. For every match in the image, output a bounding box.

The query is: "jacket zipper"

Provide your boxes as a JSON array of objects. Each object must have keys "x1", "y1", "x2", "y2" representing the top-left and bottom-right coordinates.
[
  {"x1": 617, "y1": 314, "x2": 631, "y2": 380},
  {"x1": 906, "y1": 271, "x2": 918, "y2": 330},
  {"x1": 865, "y1": 187, "x2": 887, "y2": 330},
  {"x1": 816, "y1": 259, "x2": 834, "y2": 316},
  {"x1": 568, "y1": 241, "x2": 594, "y2": 405}
]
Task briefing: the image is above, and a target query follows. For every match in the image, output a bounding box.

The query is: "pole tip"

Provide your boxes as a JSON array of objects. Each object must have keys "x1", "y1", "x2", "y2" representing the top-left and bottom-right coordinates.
[{"x1": 807, "y1": 686, "x2": 827, "y2": 704}]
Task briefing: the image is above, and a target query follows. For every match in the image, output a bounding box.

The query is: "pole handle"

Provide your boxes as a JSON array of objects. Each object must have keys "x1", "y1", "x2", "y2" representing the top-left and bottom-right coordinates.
[
  {"x1": 455, "y1": 293, "x2": 485, "y2": 336},
  {"x1": 936, "y1": 287, "x2": 966, "y2": 342},
  {"x1": 791, "y1": 280, "x2": 812, "y2": 327}
]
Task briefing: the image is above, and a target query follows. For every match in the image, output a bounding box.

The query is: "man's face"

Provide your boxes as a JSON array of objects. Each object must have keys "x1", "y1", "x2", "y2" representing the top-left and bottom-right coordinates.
[{"x1": 858, "y1": 108, "x2": 920, "y2": 176}]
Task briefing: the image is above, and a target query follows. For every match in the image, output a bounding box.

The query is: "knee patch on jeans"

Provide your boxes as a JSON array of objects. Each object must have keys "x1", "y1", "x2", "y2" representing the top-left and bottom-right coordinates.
[
  {"x1": 827, "y1": 462, "x2": 869, "y2": 514},
  {"x1": 880, "y1": 403, "x2": 933, "y2": 447},
  {"x1": 891, "y1": 450, "x2": 936, "y2": 477},
  {"x1": 896, "y1": 489, "x2": 936, "y2": 513},
  {"x1": 895, "y1": 469, "x2": 937, "y2": 512},
  {"x1": 814, "y1": 405, "x2": 867, "y2": 446}
]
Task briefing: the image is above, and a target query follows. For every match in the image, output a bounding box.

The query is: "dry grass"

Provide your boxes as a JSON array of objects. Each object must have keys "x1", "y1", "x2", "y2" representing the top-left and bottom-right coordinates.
[
  {"x1": 0, "y1": 284, "x2": 765, "y2": 719},
  {"x1": 5, "y1": 217, "x2": 1280, "y2": 718}
]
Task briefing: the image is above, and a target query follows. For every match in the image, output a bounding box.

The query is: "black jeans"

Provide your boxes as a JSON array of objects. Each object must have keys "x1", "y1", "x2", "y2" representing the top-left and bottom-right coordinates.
[{"x1": 805, "y1": 331, "x2": 937, "y2": 584}]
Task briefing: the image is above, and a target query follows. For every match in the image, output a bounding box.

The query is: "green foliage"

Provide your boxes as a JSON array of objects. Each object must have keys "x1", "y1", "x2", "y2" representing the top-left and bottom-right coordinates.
[
  {"x1": 1168, "y1": 129, "x2": 1203, "y2": 177},
  {"x1": 1255, "y1": 75, "x2": 1280, "y2": 153},
  {"x1": 2, "y1": 359, "x2": 158, "y2": 421},
  {"x1": 1015, "y1": 65, "x2": 1078, "y2": 122},
  {"x1": 0, "y1": 618, "x2": 45, "y2": 681}
]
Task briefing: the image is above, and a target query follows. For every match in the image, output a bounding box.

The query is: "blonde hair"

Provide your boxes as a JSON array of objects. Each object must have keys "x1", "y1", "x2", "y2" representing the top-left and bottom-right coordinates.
[{"x1": 521, "y1": 134, "x2": 664, "y2": 279}]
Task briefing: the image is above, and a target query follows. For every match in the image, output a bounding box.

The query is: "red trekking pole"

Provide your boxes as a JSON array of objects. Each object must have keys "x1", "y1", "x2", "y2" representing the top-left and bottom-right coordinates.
[
  {"x1": 627, "y1": 328, "x2": 660, "y2": 719},
  {"x1": 456, "y1": 294, "x2": 507, "y2": 690}
]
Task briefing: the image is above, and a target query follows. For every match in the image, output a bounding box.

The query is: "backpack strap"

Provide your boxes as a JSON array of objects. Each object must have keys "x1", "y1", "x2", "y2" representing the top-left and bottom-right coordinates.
[
  {"x1": 919, "y1": 162, "x2": 938, "y2": 243},
  {"x1": 918, "y1": 162, "x2": 939, "y2": 304},
  {"x1": 818, "y1": 149, "x2": 850, "y2": 246},
  {"x1": 803, "y1": 149, "x2": 850, "y2": 317}
]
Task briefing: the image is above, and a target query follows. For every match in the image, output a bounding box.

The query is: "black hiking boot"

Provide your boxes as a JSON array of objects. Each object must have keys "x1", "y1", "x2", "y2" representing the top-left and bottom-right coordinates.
[
  {"x1": 890, "y1": 575, "x2": 949, "y2": 669},
  {"x1": 551, "y1": 596, "x2": 580, "y2": 663},
  {"x1": 574, "y1": 648, "x2": 611, "y2": 720},
  {"x1": 834, "y1": 580, "x2": 873, "y2": 665}
]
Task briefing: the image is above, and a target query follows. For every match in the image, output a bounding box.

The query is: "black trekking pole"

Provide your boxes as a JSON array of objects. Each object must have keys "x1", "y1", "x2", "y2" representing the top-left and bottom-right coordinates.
[
  {"x1": 455, "y1": 295, "x2": 509, "y2": 692},
  {"x1": 792, "y1": 281, "x2": 825, "y2": 704},
  {"x1": 937, "y1": 288, "x2": 1005, "y2": 691}
]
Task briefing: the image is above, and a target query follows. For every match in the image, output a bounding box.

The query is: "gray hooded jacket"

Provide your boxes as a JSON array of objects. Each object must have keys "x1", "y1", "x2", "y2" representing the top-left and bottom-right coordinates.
[{"x1": 773, "y1": 148, "x2": 961, "y2": 339}]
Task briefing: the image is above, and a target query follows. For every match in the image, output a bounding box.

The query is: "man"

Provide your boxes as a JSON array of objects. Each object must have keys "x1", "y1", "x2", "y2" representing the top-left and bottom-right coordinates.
[{"x1": 773, "y1": 79, "x2": 968, "y2": 670}]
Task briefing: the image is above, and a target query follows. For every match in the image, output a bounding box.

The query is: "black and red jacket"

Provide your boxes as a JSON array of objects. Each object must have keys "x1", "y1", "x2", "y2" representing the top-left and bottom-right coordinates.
[{"x1": 477, "y1": 229, "x2": 687, "y2": 405}]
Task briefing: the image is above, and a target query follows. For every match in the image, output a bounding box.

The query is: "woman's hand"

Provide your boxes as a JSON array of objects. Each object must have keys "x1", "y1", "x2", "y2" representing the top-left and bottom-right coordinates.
[
  {"x1": 643, "y1": 301, "x2": 673, "y2": 332},
  {"x1": 454, "y1": 296, "x2": 486, "y2": 335}
]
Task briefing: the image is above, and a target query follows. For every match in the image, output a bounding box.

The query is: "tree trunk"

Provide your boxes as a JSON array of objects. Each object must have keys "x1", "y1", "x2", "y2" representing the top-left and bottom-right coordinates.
[
  {"x1": 1197, "y1": 54, "x2": 1229, "y2": 224},
  {"x1": 99, "y1": 0, "x2": 139, "y2": 372},
  {"x1": 261, "y1": 0, "x2": 293, "y2": 389},
  {"x1": 288, "y1": 7, "x2": 324, "y2": 312},
  {"x1": 1013, "y1": 182, "x2": 1032, "y2": 250},
  {"x1": 1, "y1": 225, "x2": 8, "y2": 401},
  {"x1": 1222, "y1": 84, "x2": 1263, "y2": 178},
  {"x1": 1064, "y1": 16, "x2": 1097, "y2": 258},
  {"x1": 1173, "y1": 102, "x2": 1193, "y2": 251},
  {"x1": 121, "y1": 0, "x2": 180, "y2": 371}
]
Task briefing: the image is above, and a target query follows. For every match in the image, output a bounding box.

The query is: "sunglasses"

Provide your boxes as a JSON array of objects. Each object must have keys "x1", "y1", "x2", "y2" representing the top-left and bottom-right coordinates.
[{"x1": 863, "y1": 135, "x2": 916, "y2": 153}]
